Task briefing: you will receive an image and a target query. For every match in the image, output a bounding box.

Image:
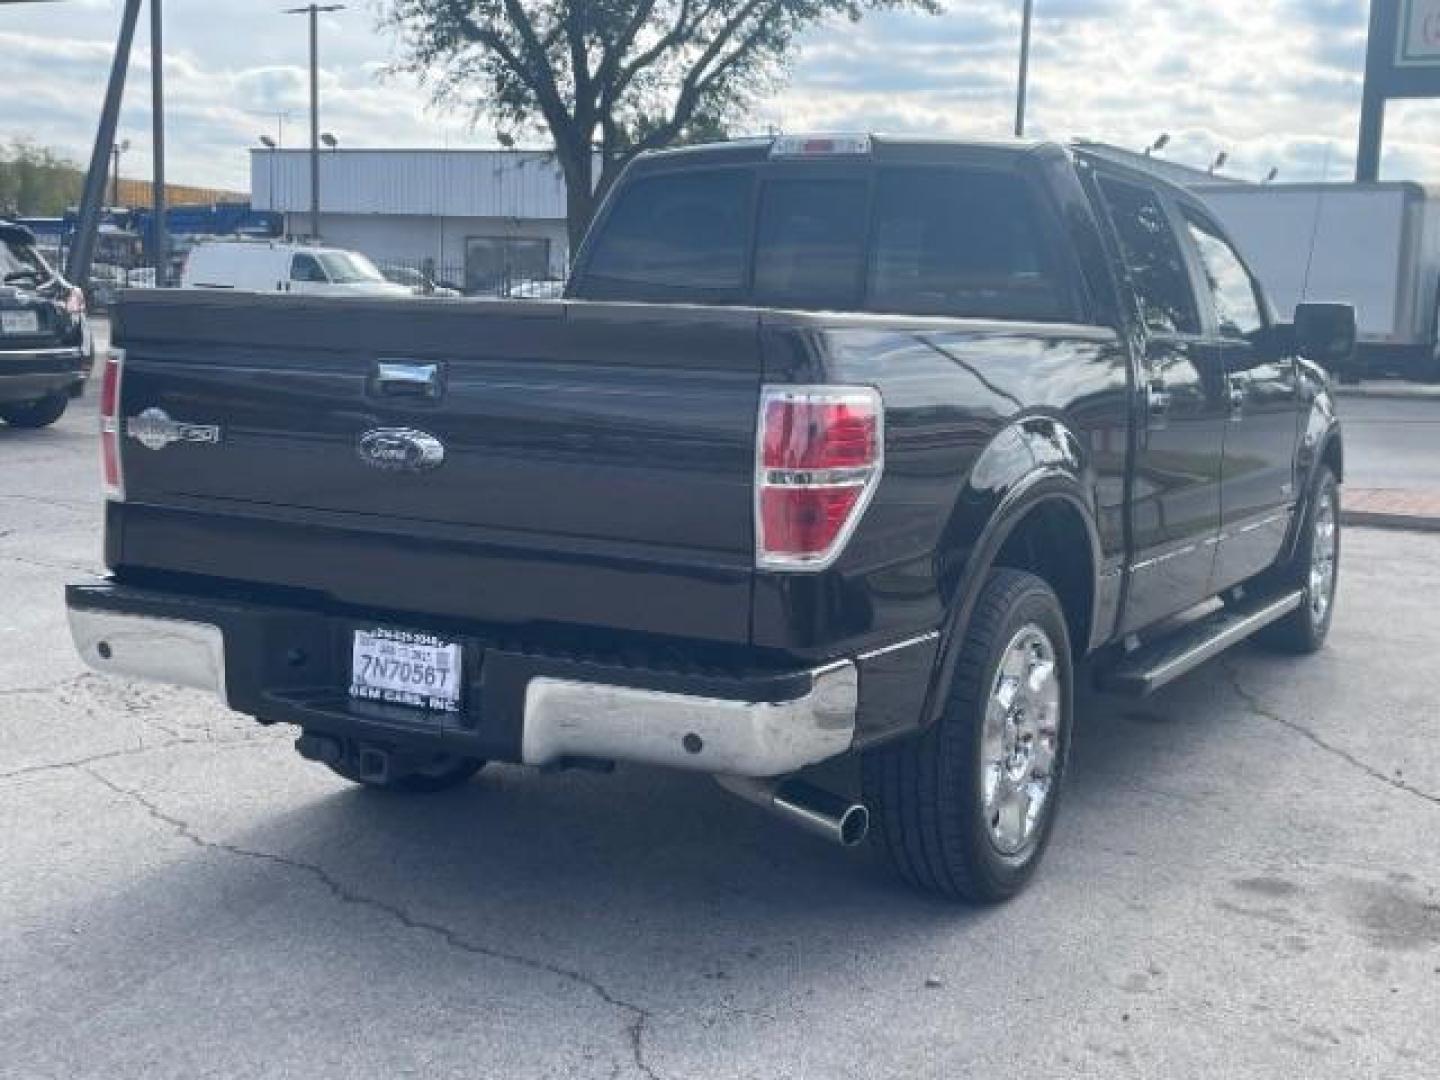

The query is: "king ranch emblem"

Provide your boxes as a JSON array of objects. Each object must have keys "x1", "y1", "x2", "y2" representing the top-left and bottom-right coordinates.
[
  {"x1": 126, "y1": 408, "x2": 222, "y2": 451},
  {"x1": 357, "y1": 428, "x2": 446, "y2": 472}
]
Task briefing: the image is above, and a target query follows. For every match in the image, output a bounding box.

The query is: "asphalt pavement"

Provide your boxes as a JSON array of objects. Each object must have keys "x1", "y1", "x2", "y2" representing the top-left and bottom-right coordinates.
[
  {"x1": 1341, "y1": 394, "x2": 1440, "y2": 491},
  {"x1": 1, "y1": 338, "x2": 1438, "y2": 1078}
]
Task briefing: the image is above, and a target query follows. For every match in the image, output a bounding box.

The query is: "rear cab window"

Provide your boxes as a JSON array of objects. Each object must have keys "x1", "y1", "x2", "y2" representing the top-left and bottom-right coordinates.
[
  {"x1": 583, "y1": 169, "x2": 752, "y2": 299},
  {"x1": 575, "y1": 151, "x2": 1081, "y2": 323}
]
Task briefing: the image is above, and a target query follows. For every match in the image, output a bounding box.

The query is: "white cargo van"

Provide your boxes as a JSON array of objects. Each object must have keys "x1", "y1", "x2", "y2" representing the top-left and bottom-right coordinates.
[
  {"x1": 182, "y1": 241, "x2": 412, "y2": 298},
  {"x1": 1196, "y1": 182, "x2": 1440, "y2": 382}
]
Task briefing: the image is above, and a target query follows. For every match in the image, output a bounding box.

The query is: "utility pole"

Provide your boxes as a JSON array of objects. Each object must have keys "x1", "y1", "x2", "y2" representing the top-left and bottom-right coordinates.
[
  {"x1": 1356, "y1": 0, "x2": 1389, "y2": 182},
  {"x1": 1015, "y1": 0, "x2": 1035, "y2": 138},
  {"x1": 151, "y1": 0, "x2": 168, "y2": 285},
  {"x1": 70, "y1": 0, "x2": 142, "y2": 286},
  {"x1": 284, "y1": 4, "x2": 344, "y2": 240}
]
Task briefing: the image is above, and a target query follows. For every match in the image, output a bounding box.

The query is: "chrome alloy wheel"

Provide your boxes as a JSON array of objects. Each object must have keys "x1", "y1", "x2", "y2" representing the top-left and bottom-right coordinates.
[
  {"x1": 980, "y1": 624, "x2": 1062, "y2": 856},
  {"x1": 1309, "y1": 486, "x2": 1338, "y2": 625}
]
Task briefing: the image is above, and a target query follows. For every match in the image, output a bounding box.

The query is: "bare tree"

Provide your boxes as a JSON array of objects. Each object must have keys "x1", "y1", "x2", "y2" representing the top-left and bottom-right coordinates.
[{"x1": 384, "y1": 0, "x2": 939, "y2": 249}]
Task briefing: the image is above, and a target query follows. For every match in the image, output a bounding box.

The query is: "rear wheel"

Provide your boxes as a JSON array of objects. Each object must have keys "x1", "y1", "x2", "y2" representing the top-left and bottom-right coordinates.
[
  {"x1": 1255, "y1": 466, "x2": 1340, "y2": 655},
  {"x1": 0, "y1": 392, "x2": 68, "y2": 429},
  {"x1": 863, "y1": 569, "x2": 1073, "y2": 903},
  {"x1": 327, "y1": 752, "x2": 485, "y2": 793}
]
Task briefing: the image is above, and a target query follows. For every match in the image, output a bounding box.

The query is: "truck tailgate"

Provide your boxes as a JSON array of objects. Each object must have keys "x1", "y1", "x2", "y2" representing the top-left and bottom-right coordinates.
[{"x1": 111, "y1": 292, "x2": 761, "y2": 644}]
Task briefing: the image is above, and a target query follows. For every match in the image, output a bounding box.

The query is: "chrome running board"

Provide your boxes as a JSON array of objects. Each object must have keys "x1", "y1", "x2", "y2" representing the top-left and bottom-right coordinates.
[{"x1": 1099, "y1": 590, "x2": 1304, "y2": 697}]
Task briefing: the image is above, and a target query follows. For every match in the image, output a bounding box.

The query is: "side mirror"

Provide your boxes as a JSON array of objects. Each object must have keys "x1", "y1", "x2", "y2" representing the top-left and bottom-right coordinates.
[{"x1": 1294, "y1": 302, "x2": 1357, "y2": 369}]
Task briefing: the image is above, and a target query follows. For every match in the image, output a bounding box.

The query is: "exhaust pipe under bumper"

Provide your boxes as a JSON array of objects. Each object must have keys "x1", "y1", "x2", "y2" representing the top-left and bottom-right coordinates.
[{"x1": 717, "y1": 775, "x2": 869, "y2": 848}]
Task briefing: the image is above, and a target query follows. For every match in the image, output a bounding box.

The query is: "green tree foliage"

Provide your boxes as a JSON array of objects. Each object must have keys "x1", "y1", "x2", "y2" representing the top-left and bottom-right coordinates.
[
  {"x1": 0, "y1": 140, "x2": 84, "y2": 218},
  {"x1": 384, "y1": 0, "x2": 939, "y2": 249}
]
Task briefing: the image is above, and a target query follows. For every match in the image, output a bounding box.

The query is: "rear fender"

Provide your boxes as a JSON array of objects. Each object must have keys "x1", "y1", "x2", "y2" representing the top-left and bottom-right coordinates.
[{"x1": 919, "y1": 418, "x2": 1104, "y2": 731}]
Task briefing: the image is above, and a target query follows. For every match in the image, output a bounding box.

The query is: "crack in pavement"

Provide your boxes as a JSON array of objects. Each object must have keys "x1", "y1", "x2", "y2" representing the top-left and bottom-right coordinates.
[
  {"x1": 0, "y1": 732, "x2": 286, "y2": 783},
  {"x1": 79, "y1": 766, "x2": 661, "y2": 1080},
  {"x1": 1224, "y1": 662, "x2": 1440, "y2": 809},
  {"x1": 0, "y1": 673, "x2": 97, "y2": 698}
]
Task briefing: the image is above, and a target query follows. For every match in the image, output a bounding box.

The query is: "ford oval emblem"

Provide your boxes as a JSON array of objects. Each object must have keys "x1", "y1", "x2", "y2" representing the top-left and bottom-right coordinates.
[{"x1": 357, "y1": 428, "x2": 445, "y2": 472}]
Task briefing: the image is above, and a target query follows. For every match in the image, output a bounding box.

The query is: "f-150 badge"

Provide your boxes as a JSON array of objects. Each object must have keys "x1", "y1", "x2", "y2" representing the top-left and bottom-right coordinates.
[
  {"x1": 357, "y1": 428, "x2": 445, "y2": 472},
  {"x1": 127, "y1": 408, "x2": 222, "y2": 451}
]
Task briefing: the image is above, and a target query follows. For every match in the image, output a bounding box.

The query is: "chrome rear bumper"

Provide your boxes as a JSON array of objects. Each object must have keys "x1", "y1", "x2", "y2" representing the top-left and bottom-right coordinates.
[
  {"x1": 68, "y1": 607, "x2": 227, "y2": 700},
  {"x1": 522, "y1": 663, "x2": 856, "y2": 777},
  {"x1": 66, "y1": 603, "x2": 858, "y2": 778}
]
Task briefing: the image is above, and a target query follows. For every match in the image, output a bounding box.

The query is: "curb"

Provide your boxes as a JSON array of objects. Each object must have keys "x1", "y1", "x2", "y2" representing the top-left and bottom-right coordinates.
[
  {"x1": 1342, "y1": 489, "x2": 1440, "y2": 533},
  {"x1": 1335, "y1": 384, "x2": 1440, "y2": 401},
  {"x1": 1342, "y1": 509, "x2": 1440, "y2": 532}
]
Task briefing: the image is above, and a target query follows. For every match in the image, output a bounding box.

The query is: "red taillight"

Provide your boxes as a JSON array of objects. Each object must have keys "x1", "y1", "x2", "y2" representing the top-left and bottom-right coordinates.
[
  {"x1": 756, "y1": 386, "x2": 882, "y2": 570},
  {"x1": 100, "y1": 348, "x2": 124, "y2": 501},
  {"x1": 762, "y1": 398, "x2": 878, "y2": 470}
]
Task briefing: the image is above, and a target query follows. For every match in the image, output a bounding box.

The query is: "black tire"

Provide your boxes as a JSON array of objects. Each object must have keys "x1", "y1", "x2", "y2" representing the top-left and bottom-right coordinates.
[
  {"x1": 1254, "y1": 466, "x2": 1340, "y2": 655},
  {"x1": 0, "y1": 392, "x2": 68, "y2": 429},
  {"x1": 863, "y1": 569, "x2": 1073, "y2": 903},
  {"x1": 327, "y1": 753, "x2": 485, "y2": 793}
]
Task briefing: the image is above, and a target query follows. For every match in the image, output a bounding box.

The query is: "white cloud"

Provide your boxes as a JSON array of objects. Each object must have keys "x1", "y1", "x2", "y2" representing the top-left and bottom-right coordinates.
[{"x1": 0, "y1": 0, "x2": 1435, "y2": 192}]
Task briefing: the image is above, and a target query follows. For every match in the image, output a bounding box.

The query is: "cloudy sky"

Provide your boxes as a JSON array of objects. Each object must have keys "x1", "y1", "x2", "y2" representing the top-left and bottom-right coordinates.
[{"x1": 2, "y1": 0, "x2": 1438, "y2": 192}]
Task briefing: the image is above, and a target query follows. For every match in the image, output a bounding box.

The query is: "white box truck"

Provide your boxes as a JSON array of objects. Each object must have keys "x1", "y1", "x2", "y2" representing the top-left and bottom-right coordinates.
[{"x1": 1196, "y1": 182, "x2": 1440, "y2": 382}]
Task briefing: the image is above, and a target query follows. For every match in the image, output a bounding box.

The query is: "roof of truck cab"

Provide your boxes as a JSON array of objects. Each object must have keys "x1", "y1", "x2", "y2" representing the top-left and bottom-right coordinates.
[{"x1": 632, "y1": 135, "x2": 1064, "y2": 170}]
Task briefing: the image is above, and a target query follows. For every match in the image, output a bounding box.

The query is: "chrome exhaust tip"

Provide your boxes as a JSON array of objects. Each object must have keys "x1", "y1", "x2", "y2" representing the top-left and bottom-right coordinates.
[{"x1": 716, "y1": 775, "x2": 869, "y2": 848}]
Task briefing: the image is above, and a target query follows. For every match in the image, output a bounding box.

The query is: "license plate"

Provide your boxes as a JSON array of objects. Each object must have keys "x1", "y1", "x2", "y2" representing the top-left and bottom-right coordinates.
[
  {"x1": 0, "y1": 311, "x2": 39, "y2": 335},
  {"x1": 349, "y1": 628, "x2": 462, "y2": 712}
]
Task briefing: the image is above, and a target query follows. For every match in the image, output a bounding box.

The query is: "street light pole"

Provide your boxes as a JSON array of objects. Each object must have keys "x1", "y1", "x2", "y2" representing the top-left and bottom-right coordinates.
[
  {"x1": 111, "y1": 140, "x2": 130, "y2": 205},
  {"x1": 1015, "y1": 0, "x2": 1035, "y2": 138},
  {"x1": 284, "y1": 4, "x2": 344, "y2": 240}
]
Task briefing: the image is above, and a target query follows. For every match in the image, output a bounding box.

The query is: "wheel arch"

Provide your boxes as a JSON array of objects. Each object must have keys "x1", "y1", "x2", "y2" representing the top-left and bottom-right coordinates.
[
  {"x1": 993, "y1": 496, "x2": 1097, "y2": 662},
  {"x1": 921, "y1": 469, "x2": 1103, "y2": 732},
  {"x1": 1319, "y1": 430, "x2": 1344, "y2": 484},
  {"x1": 1281, "y1": 408, "x2": 1344, "y2": 566}
]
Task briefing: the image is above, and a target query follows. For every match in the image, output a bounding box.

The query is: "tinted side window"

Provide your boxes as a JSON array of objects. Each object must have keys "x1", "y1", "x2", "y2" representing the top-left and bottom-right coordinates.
[
  {"x1": 290, "y1": 254, "x2": 326, "y2": 282},
  {"x1": 584, "y1": 170, "x2": 750, "y2": 294},
  {"x1": 1184, "y1": 216, "x2": 1264, "y2": 337},
  {"x1": 869, "y1": 167, "x2": 1069, "y2": 321},
  {"x1": 1098, "y1": 179, "x2": 1199, "y2": 335},
  {"x1": 754, "y1": 178, "x2": 868, "y2": 309}
]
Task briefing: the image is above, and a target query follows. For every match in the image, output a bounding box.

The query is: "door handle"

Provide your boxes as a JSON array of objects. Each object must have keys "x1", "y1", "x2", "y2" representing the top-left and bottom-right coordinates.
[
  {"x1": 375, "y1": 360, "x2": 442, "y2": 399},
  {"x1": 1228, "y1": 378, "x2": 1245, "y2": 420}
]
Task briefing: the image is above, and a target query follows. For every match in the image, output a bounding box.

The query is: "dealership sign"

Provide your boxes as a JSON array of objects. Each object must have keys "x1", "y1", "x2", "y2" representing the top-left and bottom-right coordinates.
[
  {"x1": 1398, "y1": 0, "x2": 1440, "y2": 66},
  {"x1": 1359, "y1": 0, "x2": 1440, "y2": 178}
]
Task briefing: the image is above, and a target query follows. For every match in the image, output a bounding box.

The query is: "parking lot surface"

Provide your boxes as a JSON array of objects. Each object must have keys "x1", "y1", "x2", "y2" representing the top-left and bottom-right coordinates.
[{"x1": 2, "y1": 377, "x2": 1437, "y2": 1079}]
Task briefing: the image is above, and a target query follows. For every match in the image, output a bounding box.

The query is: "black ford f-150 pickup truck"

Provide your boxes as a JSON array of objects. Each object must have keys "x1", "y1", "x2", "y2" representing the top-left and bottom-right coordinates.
[{"x1": 67, "y1": 136, "x2": 1353, "y2": 901}]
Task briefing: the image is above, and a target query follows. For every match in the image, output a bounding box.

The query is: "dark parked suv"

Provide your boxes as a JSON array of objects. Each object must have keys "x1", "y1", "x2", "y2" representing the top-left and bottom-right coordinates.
[{"x1": 0, "y1": 221, "x2": 91, "y2": 428}]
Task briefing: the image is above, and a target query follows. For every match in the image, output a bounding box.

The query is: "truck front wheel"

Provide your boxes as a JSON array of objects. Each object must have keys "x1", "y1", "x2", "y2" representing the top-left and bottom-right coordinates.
[
  {"x1": 1254, "y1": 466, "x2": 1340, "y2": 655},
  {"x1": 863, "y1": 569, "x2": 1073, "y2": 903}
]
